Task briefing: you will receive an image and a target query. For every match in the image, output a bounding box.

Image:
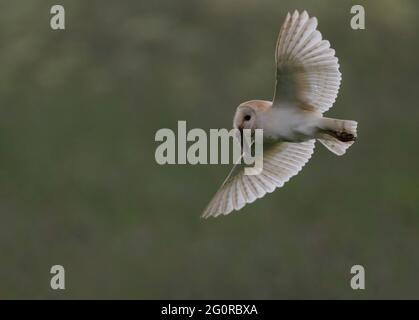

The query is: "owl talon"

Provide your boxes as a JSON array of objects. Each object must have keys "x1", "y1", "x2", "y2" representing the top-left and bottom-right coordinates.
[{"x1": 335, "y1": 131, "x2": 356, "y2": 142}]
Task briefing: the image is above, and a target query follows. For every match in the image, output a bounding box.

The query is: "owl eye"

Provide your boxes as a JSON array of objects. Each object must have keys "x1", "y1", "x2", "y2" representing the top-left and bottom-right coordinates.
[{"x1": 244, "y1": 115, "x2": 251, "y2": 121}]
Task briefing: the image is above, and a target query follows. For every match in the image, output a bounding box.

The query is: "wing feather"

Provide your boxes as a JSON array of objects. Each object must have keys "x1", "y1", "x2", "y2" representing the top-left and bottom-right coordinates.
[
  {"x1": 202, "y1": 140, "x2": 315, "y2": 218},
  {"x1": 273, "y1": 10, "x2": 341, "y2": 113}
]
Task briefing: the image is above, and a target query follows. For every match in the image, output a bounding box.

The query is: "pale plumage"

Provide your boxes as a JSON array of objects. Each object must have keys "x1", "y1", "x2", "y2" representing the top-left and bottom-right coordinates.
[{"x1": 202, "y1": 10, "x2": 358, "y2": 218}]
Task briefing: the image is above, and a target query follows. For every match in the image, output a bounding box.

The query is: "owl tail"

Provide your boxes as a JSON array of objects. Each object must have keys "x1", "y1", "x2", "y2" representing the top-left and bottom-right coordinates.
[{"x1": 317, "y1": 118, "x2": 358, "y2": 156}]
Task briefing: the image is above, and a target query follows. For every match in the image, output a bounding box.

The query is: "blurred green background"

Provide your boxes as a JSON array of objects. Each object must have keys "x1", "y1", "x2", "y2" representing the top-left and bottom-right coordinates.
[{"x1": 1, "y1": 0, "x2": 418, "y2": 299}]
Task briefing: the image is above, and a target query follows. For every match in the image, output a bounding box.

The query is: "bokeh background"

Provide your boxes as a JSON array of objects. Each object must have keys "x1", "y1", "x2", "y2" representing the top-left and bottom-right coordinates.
[{"x1": 1, "y1": 0, "x2": 418, "y2": 299}]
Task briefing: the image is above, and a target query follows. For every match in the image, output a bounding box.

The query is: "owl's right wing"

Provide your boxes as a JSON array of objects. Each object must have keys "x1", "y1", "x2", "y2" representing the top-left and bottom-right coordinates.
[{"x1": 202, "y1": 140, "x2": 315, "y2": 218}]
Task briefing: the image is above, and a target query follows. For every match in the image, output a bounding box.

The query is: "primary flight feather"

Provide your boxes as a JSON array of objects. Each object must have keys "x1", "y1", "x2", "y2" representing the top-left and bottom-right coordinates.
[{"x1": 202, "y1": 10, "x2": 358, "y2": 218}]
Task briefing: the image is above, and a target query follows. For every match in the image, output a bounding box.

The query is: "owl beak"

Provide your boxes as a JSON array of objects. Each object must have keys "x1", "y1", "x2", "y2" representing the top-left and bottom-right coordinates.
[{"x1": 238, "y1": 126, "x2": 244, "y2": 153}]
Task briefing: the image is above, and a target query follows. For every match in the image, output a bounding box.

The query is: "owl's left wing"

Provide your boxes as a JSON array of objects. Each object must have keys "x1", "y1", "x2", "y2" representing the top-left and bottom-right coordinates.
[
  {"x1": 202, "y1": 140, "x2": 315, "y2": 218},
  {"x1": 273, "y1": 10, "x2": 341, "y2": 114}
]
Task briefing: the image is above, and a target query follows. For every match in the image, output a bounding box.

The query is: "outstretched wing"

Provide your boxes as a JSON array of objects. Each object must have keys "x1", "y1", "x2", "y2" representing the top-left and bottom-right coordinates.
[
  {"x1": 202, "y1": 140, "x2": 315, "y2": 218},
  {"x1": 273, "y1": 10, "x2": 341, "y2": 113}
]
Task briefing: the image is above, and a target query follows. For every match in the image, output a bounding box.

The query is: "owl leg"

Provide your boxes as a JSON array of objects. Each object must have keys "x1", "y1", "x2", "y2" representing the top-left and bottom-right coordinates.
[{"x1": 317, "y1": 117, "x2": 358, "y2": 142}]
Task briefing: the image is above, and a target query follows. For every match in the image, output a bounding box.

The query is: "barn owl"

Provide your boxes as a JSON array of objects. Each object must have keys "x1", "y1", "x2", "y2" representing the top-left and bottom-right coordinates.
[{"x1": 202, "y1": 10, "x2": 358, "y2": 218}]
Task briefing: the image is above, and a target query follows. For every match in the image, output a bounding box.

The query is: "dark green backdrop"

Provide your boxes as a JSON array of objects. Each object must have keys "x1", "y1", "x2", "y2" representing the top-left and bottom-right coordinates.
[{"x1": 1, "y1": 0, "x2": 418, "y2": 298}]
